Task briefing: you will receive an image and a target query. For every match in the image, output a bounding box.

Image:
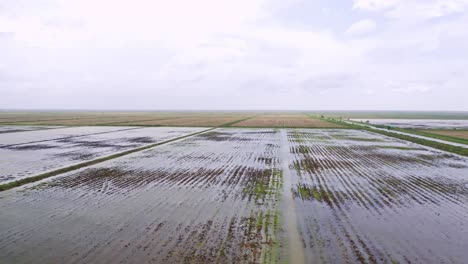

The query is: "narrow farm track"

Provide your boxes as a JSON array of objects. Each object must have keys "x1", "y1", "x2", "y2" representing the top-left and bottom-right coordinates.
[{"x1": 1, "y1": 128, "x2": 468, "y2": 263}]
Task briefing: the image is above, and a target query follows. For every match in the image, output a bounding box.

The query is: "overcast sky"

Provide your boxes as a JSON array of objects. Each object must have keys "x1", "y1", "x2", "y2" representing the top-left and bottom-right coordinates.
[{"x1": 1, "y1": 0, "x2": 467, "y2": 110}]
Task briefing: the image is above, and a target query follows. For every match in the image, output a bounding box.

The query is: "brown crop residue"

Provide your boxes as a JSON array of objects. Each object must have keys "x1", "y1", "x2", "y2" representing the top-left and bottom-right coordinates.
[
  {"x1": 197, "y1": 131, "x2": 253, "y2": 142},
  {"x1": 46, "y1": 167, "x2": 226, "y2": 194},
  {"x1": 126, "y1": 137, "x2": 155, "y2": 144},
  {"x1": 57, "y1": 138, "x2": 130, "y2": 149},
  {"x1": 116, "y1": 116, "x2": 251, "y2": 126},
  {"x1": 52, "y1": 151, "x2": 98, "y2": 161},
  {"x1": 235, "y1": 114, "x2": 343, "y2": 128},
  {"x1": 6, "y1": 144, "x2": 56, "y2": 150}
]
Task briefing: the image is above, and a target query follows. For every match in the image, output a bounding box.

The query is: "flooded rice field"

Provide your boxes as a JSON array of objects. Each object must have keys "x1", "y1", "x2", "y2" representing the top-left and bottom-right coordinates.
[
  {"x1": 286, "y1": 129, "x2": 468, "y2": 263},
  {"x1": 0, "y1": 129, "x2": 282, "y2": 263},
  {"x1": 1, "y1": 128, "x2": 468, "y2": 263},
  {"x1": 0, "y1": 126, "x2": 64, "y2": 134},
  {"x1": 0, "y1": 126, "x2": 141, "y2": 147},
  {"x1": 0, "y1": 127, "x2": 206, "y2": 184},
  {"x1": 351, "y1": 119, "x2": 468, "y2": 129}
]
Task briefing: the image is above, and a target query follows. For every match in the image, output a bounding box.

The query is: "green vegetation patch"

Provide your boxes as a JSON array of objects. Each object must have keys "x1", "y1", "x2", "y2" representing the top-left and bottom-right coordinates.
[{"x1": 398, "y1": 129, "x2": 468, "y2": 145}]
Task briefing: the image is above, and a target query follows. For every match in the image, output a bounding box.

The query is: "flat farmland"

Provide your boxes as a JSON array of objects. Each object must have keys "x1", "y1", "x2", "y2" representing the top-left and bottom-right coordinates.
[
  {"x1": 15, "y1": 116, "x2": 185, "y2": 126},
  {"x1": 0, "y1": 126, "x2": 139, "y2": 147},
  {"x1": 116, "y1": 116, "x2": 251, "y2": 127},
  {"x1": 351, "y1": 119, "x2": 468, "y2": 130},
  {"x1": 0, "y1": 115, "x2": 185, "y2": 126},
  {"x1": 0, "y1": 129, "x2": 282, "y2": 263},
  {"x1": 235, "y1": 114, "x2": 343, "y2": 128},
  {"x1": 1, "y1": 128, "x2": 467, "y2": 263},
  {"x1": 286, "y1": 129, "x2": 468, "y2": 263},
  {"x1": 0, "y1": 127, "x2": 207, "y2": 184},
  {"x1": 0, "y1": 126, "x2": 64, "y2": 134},
  {"x1": 417, "y1": 130, "x2": 468, "y2": 140},
  {"x1": 0, "y1": 112, "x2": 154, "y2": 125},
  {"x1": 0, "y1": 111, "x2": 253, "y2": 126}
]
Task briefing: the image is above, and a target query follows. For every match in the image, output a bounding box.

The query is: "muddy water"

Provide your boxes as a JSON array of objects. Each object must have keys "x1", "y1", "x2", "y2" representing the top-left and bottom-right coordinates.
[
  {"x1": 0, "y1": 127, "x2": 207, "y2": 183},
  {"x1": 279, "y1": 130, "x2": 306, "y2": 263},
  {"x1": 0, "y1": 126, "x2": 64, "y2": 134},
  {"x1": 0, "y1": 129, "x2": 283, "y2": 263},
  {"x1": 287, "y1": 129, "x2": 468, "y2": 263},
  {"x1": 1, "y1": 128, "x2": 468, "y2": 263},
  {"x1": 0, "y1": 126, "x2": 140, "y2": 147},
  {"x1": 351, "y1": 119, "x2": 468, "y2": 129}
]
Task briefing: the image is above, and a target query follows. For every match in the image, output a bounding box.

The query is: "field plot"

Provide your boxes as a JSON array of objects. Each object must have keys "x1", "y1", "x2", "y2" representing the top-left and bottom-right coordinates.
[
  {"x1": 117, "y1": 116, "x2": 251, "y2": 126},
  {"x1": 315, "y1": 111, "x2": 468, "y2": 120},
  {"x1": 0, "y1": 129, "x2": 282, "y2": 263},
  {"x1": 286, "y1": 129, "x2": 468, "y2": 263},
  {"x1": 0, "y1": 126, "x2": 63, "y2": 134},
  {"x1": 0, "y1": 113, "x2": 141, "y2": 125},
  {"x1": 1, "y1": 128, "x2": 468, "y2": 263},
  {"x1": 0, "y1": 127, "x2": 206, "y2": 184},
  {"x1": 352, "y1": 119, "x2": 468, "y2": 129},
  {"x1": 418, "y1": 130, "x2": 468, "y2": 140},
  {"x1": 0, "y1": 111, "x2": 253, "y2": 126},
  {"x1": 16, "y1": 116, "x2": 185, "y2": 126},
  {"x1": 235, "y1": 114, "x2": 343, "y2": 128},
  {"x1": 0, "y1": 126, "x2": 139, "y2": 147}
]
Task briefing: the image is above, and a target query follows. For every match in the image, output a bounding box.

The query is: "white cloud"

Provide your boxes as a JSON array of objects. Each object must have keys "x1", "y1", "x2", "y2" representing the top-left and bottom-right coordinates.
[
  {"x1": 0, "y1": 0, "x2": 467, "y2": 110},
  {"x1": 354, "y1": 0, "x2": 468, "y2": 21},
  {"x1": 353, "y1": 0, "x2": 401, "y2": 11},
  {"x1": 345, "y1": 19, "x2": 377, "y2": 36},
  {"x1": 390, "y1": 84, "x2": 431, "y2": 93}
]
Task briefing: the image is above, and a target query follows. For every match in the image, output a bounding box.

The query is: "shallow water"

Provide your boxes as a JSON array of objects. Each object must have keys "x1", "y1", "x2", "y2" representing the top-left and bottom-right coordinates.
[
  {"x1": 351, "y1": 119, "x2": 468, "y2": 129},
  {"x1": 0, "y1": 127, "x2": 207, "y2": 183},
  {"x1": 1, "y1": 128, "x2": 468, "y2": 263}
]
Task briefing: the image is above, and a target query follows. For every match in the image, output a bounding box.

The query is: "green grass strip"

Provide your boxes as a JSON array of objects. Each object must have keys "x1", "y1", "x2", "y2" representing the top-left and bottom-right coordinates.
[
  {"x1": 0, "y1": 128, "x2": 215, "y2": 192},
  {"x1": 394, "y1": 129, "x2": 468, "y2": 145}
]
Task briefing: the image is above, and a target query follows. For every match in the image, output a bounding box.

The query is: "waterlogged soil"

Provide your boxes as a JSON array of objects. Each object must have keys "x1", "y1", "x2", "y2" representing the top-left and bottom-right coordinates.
[
  {"x1": 0, "y1": 127, "x2": 206, "y2": 184},
  {"x1": 0, "y1": 129, "x2": 283, "y2": 263},
  {"x1": 0, "y1": 126, "x2": 64, "y2": 134},
  {"x1": 1, "y1": 128, "x2": 468, "y2": 263},
  {"x1": 0, "y1": 126, "x2": 141, "y2": 147},
  {"x1": 287, "y1": 129, "x2": 468, "y2": 263},
  {"x1": 351, "y1": 119, "x2": 468, "y2": 129}
]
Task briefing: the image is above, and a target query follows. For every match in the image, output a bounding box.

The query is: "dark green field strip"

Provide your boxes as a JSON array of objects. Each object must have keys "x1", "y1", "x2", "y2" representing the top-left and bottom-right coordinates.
[
  {"x1": 395, "y1": 129, "x2": 468, "y2": 145},
  {"x1": 0, "y1": 128, "x2": 215, "y2": 192},
  {"x1": 322, "y1": 117, "x2": 468, "y2": 157}
]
